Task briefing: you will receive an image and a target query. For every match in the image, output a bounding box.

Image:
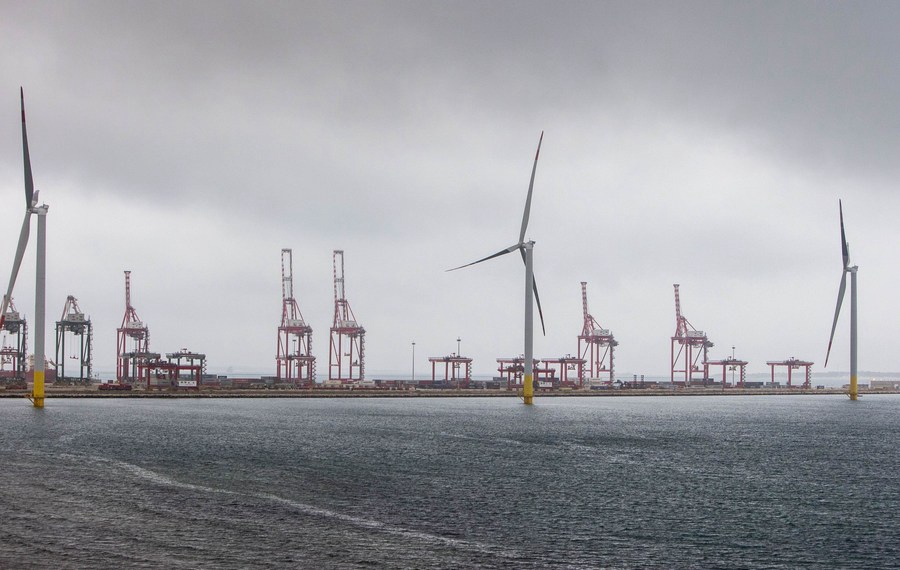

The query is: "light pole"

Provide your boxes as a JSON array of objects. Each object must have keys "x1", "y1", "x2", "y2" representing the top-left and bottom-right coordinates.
[
  {"x1": 411, "y1": 341, "x2": 415, "y2": 382},
  {"x1": 455, "y1": 337, "x2": 462, "y2": 390},
  {"x1": 731, "y1": 345, "x2": 735, "y2": 387}
]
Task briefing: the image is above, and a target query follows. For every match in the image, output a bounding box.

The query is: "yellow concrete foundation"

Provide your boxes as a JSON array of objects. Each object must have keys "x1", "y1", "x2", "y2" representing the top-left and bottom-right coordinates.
[
  {"x1": 849, "y1": 375, "x2": 858, "y2": 401},
  {"x1": 523, "y1": 373, "x2": 533, "y2": 405},
  {"x1": 32, "y1": 370, "x2": 44, "y2": 408}
]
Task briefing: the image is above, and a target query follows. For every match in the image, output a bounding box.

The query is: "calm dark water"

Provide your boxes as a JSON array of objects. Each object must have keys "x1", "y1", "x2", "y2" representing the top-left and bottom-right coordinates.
[{"x1": 0, "y1": 395, "x2": 897, "y2": 568}]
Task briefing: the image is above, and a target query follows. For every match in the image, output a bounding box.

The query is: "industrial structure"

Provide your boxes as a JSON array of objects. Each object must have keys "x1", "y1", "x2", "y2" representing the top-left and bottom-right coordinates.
[
  {"x1": 496, "y1": 356, "x2": 553, "y2": 390},
  {"x1": 542, "y1": 355, "x2": 585, "y2": 388},
  {"x1": 165, "y1": 349, "x2": 206, "y2": 388},
  {"x1": 0, "y1": 300, "x2": 27, "y2": 383},
  {"x1": 427, "y1": 353, "x2": 473, "y2": 388},
  {"x1": 116, "y1": 271, "x2": 152, "y2": 384},
  {"x1": 276, "y1": 249, "x2": 315, "y2": 387},
  {"x1": 55, "y1": 295, "x2": 92, "y2": 383},
  {"x1": 706, "y1": 355, "x2": 748, "y2": 387},
  {"x1": 328, "y1": 250, "x2": 365, "y2": 383},
  {"x1": 141, "y1": 361, "x2": 186, "y2": 390},
  {"x1": 115, "y1": 349, "x2": 204, "y2": 391},
  {"x1": 671, "y1": 284, "x2": 714, "y2": 384},
  {"x1": 577, "y1": 281, "x2": 616, "y2": 385},
  {"x1": 766, "y1": 358, "x2": 813, "y2": 388}
]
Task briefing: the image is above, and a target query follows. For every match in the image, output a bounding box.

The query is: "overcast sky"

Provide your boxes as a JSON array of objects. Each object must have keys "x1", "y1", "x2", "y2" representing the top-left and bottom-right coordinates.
[{"x1": 1, "y1": 1, "x2": 898, "y2": 382}]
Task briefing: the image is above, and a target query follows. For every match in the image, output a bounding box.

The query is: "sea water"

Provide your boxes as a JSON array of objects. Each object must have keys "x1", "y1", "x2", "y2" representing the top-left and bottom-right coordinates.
[{"x1": 0, "y1": 395, "x2": 897, "y2": 568}]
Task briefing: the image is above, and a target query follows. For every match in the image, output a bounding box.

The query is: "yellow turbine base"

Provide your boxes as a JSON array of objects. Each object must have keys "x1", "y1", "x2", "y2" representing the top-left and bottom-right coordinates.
[
  {"x1": 523, "y1": 374, "x2": 534, "y2": 405},
  {"x1": 32, "y1": 370, "x2": 44, "y2": 409},
  {"x1": 849, "y1": 374, "x2": 858, "y2": 401}
]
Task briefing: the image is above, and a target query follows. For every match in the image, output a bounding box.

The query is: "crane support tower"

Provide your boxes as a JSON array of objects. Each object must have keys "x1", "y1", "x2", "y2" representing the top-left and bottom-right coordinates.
[
  {"x1": 578, "y1": 282, "x2": 617, "y2": 385},
  {"x1": 276, "y1": 249, "x2": 315, "y2": 387},
  {"x1": 671, "y1": 284, "x2": 714, "y2": 385},
  {"x1": 55, "y1": 295, "x2": 92, "y2": 383},
  {"x1": 766, "y1": 358, "x2": 813, "y2": 389},
  {"x1": 328, "y1": 250, "x2": 365, "y2": 383},
  {"x1": 116, "y1": 271, "x2": 151, "y2": 384},
  {"x1": 0, "y1": 300, "x2": 27, "y2": 384}
]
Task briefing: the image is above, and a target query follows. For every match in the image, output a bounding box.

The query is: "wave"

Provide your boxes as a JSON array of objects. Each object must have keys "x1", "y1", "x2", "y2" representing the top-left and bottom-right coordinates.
[{"x1": 93, "y1": 454, "x2": 517, "y2": 559}]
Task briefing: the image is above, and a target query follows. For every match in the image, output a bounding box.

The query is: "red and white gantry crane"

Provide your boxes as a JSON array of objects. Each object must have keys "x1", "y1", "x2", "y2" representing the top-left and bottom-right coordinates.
[
  {"x1": 116, "y1": 271, "x2": 150, "y2": 383},
  {"x1": 328, "y1": 250, "x2": 365, "y2": 383},
  {"x1": 276, "y1": 248, "x2": 315, "y2": 387},
  {"x1": 670, "y1": 284, "x2": 713, "y2": 384},
  {"x1": 578, "y1": 281, "x2": 617, "y2": 386}
]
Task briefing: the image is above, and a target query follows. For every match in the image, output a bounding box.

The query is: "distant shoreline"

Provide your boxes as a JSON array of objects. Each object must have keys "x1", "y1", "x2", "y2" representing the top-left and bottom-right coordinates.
[{"x1": 2, "y1": 387, "x2": 898, "y2": 398}]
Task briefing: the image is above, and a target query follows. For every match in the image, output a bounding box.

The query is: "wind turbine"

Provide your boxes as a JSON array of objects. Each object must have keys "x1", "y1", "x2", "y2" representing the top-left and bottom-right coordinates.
[
  {"x1": 824, "y1": 200, "x2": 858, "y2": 401},
  {"x1": 0, "y1": 88, "x2": 48, "y2": 408},
  {"x1": 449, "y1": 132, "x2": 546, "y2": 405}
]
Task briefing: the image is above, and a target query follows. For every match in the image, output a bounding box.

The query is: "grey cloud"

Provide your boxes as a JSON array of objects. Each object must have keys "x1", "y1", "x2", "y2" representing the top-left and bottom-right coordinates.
[{"x1": 0, "y1": 1, "x2": 896, "y2": 379}]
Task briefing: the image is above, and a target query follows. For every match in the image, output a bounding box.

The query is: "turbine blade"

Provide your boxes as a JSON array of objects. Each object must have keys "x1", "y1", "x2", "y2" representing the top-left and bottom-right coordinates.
[
  {"x1": 0, "y1": 211, "x2": 33, "y2": 326},
  {"x1": 518, "y1": 131, "x2": 543, "y2": 244},
  {"x1": 518, "y1": 248, "x2": 546, "y2": 336},
  {"x1": 533, "y1": 277, "x2": 546, "y2": 336},
  {"x1": 21, "y1": 87, "x2": 34, "y2": 208},
  {"x1": 824, "y1": 271, "x2": 847, "y2": 367},
  {"x1": 839, "y1": 200, "x2": 849, "y2": 269},
  {"x1": 447, "y1": 244, "x2": 520, "y2": 272}
]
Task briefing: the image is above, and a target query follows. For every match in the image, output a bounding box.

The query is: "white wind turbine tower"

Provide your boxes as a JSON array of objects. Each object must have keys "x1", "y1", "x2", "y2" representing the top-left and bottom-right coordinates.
[
  {"x1": 824, "y1": 200, "x2": 858, "y2": 401},
  {"x1": 449, "y1": 132, "x2": 546, "y2": 405},
  {"x1": 0, "y1": 88, "x2": 48, "y2": 408}
]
